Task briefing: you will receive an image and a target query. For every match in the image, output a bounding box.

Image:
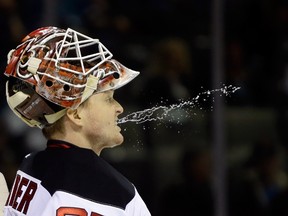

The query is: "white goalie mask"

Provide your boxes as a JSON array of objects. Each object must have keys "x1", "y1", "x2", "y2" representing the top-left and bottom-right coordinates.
[{"x1": 5, "y1": 26, "x2": 139, "y2": 128}]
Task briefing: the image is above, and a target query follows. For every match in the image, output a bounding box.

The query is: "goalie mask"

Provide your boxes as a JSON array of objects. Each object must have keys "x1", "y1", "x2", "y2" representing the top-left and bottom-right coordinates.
[{"x1": 5, "y1": 26, "x2": 139, "y2": 128}]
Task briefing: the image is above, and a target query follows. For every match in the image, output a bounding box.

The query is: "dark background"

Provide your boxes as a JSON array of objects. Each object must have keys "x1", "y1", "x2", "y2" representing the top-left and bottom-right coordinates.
[{"x1": 1, "y1": 0, "x2": 288, "y2": 215}]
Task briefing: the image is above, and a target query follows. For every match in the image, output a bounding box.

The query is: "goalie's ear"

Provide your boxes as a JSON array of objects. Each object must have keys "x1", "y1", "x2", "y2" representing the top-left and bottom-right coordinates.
[
  {"x1": 0, "y1": 172, "x2": 9, "y2": 214},
  {"x1": 66, "y1": 108, "x2": 83, "y2": 127}
]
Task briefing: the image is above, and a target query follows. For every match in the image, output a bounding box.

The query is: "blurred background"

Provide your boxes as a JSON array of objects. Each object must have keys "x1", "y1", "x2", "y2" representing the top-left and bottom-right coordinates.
[{"x1": 1, "y1": 0, "x2": 288, "y2": 215}]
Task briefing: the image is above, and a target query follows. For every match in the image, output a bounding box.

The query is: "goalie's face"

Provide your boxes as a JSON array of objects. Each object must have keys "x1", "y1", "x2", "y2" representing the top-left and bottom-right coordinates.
[{"x1": 79, "y1": 90, "x2": 124, "y2": 153}]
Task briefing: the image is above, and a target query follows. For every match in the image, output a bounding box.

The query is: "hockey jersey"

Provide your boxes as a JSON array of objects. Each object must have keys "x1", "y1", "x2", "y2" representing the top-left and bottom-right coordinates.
[{"x1": 4, "y1": 140, "x2": 151, "y2": 216}]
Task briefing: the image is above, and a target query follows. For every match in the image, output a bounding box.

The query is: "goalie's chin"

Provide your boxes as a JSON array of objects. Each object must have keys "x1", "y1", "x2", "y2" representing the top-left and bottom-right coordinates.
[
  {"x1": 109, "y1": 132, "x2": 124, "y2": 149},
  {"x1": 115, "y1": 132, "x2": 124, "y2": 146}
]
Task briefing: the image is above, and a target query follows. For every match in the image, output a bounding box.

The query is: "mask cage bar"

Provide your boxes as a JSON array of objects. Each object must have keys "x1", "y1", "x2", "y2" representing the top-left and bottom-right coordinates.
[{"x1": 55, "y1": 28, "x2": 113, "y2": 76}]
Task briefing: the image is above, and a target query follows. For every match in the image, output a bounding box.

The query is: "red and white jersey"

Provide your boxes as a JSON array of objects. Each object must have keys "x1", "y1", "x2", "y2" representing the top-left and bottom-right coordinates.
[{"x1": 4, "y1": 140, "x2": 151, "y2": 216}]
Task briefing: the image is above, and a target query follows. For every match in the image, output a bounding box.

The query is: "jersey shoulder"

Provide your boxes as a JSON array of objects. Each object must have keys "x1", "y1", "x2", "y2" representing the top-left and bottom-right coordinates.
[{"x1": 20, "y1": 147, "x2": 135, "y2": 209}]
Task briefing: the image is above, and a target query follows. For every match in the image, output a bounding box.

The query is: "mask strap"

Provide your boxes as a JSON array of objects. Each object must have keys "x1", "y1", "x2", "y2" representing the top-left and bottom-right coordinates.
[{"x1": 80, "y1": 75, "x2": 99, "y2": 104}]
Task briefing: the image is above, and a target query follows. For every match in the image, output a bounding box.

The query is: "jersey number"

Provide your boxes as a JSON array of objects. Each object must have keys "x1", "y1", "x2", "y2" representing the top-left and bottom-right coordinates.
[{"x1": 57, "y1": 207, "x2": 102, "y2": 216}]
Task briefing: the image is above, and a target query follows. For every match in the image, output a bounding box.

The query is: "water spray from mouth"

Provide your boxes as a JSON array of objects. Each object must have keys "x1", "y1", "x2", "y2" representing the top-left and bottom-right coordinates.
[{"x1": 118, "y1": 84, "x2": 240, "y2": 125}]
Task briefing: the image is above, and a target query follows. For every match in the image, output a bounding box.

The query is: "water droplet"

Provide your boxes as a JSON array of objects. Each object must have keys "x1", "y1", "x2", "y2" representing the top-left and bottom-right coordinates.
[{"x1": 117, "y1": 85, "x2": 240, "y2": 125}]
